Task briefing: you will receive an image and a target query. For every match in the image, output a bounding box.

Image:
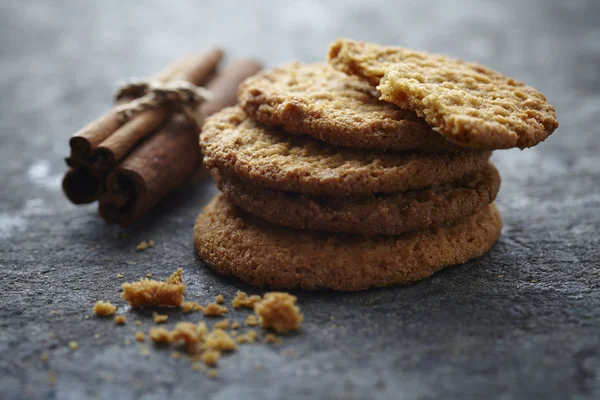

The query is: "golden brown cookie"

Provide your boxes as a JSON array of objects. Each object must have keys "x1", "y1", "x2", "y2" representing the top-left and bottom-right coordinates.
[
  {"x1": 212, "y1": 162, "x2": 500, "y2": 235},
  {"x1": 328, "y1": 39, "x2": 558, "y2": 150},
  {"x1": 238, "y1": 62, "x2": 459, "y2": 152},
  {"x1": 200, "y1": 106, "x2": 491, "y2": 195},
  {"x1": 193, "y1": 194, "x2": 502, "y2": 291}
]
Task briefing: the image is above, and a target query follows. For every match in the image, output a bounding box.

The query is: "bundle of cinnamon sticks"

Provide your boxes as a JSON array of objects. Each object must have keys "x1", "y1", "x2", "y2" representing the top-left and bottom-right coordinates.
[{"x1": 63, "y1": 48, "x2": 262, "y2": 226}]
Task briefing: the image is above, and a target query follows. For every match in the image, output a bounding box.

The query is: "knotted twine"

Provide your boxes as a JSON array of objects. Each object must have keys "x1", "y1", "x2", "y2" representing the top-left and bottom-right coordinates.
[{"x1": 114, "y1": 79, "x2": 213, "y2": 130}]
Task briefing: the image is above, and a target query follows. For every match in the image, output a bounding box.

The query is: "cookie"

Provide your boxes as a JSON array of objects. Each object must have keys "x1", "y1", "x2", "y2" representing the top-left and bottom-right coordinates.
[
  {"x1": 238, "y1": 62, "x2": 460, "y2": 152},
  {"x1": 328, "y1": 39, "x2": 558, "y2": 150},
  {"x1": 193, "y1": 194, "x2": 502, "y2": 291},
  {"x1": 200, "y1": 106, "x2": 491, "y2": 195},
  {"x1": 212, "y1": 162, "x2": 500, "y2": 235}
]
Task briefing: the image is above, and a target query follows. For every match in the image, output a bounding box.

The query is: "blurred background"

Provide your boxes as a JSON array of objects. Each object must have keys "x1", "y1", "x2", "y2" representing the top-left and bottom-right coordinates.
[{"x1": 1, "y1": 1, "x2": 599, "y2": 399}]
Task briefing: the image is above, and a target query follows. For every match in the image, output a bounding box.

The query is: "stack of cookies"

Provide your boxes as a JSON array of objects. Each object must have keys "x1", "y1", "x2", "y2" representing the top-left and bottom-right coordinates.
[{"x1": 194, "y1": 39, "x2": 558, "y2": 291}]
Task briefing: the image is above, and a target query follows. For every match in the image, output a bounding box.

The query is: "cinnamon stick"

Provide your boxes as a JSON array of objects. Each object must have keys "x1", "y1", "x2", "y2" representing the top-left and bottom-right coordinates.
[
  {"x1": 62, "y1": 167, "x2": 103, "y2": 205},
  {"x1": 67, "y1": 55, "x2": 193, "y2": 163},
  {"x1": 98, "y1": 59, "x2": 263, "y2": 226},
  {"x1": 62, "y1": 49, "x2": 224, "y2": 204},
  {"x1": 92, "y1": 48, "x2": 224, "y2": 171}
]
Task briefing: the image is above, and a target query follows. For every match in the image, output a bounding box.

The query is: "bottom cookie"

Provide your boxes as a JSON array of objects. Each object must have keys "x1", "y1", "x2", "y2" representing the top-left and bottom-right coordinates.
[{"x1": 193, "y1": 194, "x2": 502, "y2": 291}]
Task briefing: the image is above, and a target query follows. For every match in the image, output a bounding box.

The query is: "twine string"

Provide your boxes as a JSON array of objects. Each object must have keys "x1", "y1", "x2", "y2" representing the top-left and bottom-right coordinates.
[{"x1": 114, "y1": 79, "x2": 213, "y2": 128}]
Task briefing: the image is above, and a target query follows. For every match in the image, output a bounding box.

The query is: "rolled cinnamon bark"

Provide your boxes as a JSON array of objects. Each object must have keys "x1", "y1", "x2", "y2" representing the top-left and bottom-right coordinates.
[
  {"x1": 98, "y1": 115, "x2": 200, "y2": 225},
  {"x1": 63, "y1": 49, "x2": 224, "y2": 204},
  {"x1": 98, "y1": 59, "x2": 263, "y2": 226},
  {"x1": 67, "y1": 54, "x2": 195, "y2": 163},
  {"x1": 92, "y1": 48, "x2": 224, "y2": 171},
  {"x1": 91, "y1": 108, "x2": 168, "y2": 173},
  {"x1": 62, "y1": 167, "x2": 103, "y2": 205}
]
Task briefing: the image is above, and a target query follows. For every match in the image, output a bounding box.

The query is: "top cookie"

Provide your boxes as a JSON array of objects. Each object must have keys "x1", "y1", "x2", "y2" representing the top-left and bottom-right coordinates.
[
  {"x1": 238, "y1": 62, "x2": 459, "y2": 152},
  {"x1": 200, "y1": 106, "x2": 491, "y2": 195},
  {"x1": 328, "y1": 39, "x2": 558, "y2": 150}
]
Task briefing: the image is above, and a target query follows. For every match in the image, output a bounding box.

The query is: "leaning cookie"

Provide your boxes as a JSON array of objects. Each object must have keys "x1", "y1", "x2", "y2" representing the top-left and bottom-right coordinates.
[
  {"x1": 200, "y1": 106, "x2": 491, "y2": 195},
  {"x1": 238, "y1": 62, "x2": 459, "y2": 152},
  {"x1": 211, "y1": 162, "x2": 500, "y2": 235},
  {"x1": 328, "y1": 39, "x2": 558, "y2": 150},
  {"x1": 194, "y1": 195, "x2": 502, "y2": 291}
]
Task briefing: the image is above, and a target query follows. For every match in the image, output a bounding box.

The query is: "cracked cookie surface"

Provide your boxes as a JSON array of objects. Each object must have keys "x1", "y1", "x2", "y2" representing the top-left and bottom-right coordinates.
[
  {"x1": 328, "y1": 39, "x2": 558, "y2": 150},
  {"x1": 238, "y1": 62, "x2": 459, "y2": 152}
]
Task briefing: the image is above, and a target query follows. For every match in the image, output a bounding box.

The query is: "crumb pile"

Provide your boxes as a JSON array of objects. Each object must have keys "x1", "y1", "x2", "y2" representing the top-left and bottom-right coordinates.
[
  {"x1": 255, "y1": 293, "x2": 303, "y2": 333},
  {"x1": 93, "y1": 300, "x2": 116, "y2": 317},
  {"x1": 85, "y1": 269, "x2": 301, "y2": 378},
  {"x1": 121, "y1": 268, "x2": 185, "y2": 308},
  {"x1": 193, "y1": 39, "x2": 556, "y2": 290}
]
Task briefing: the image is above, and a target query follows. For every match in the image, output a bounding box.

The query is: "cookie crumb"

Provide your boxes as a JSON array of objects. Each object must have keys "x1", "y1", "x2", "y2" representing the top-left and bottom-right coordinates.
[
  {"x1": 117, "y1": 273, "x2": 123, "y2": 279},
  {"x1": 236, "y1": 329, "x2": 258, "y2": 344},
  {"x1": 202, "y1": 329, "x2": 236, "y2": 351},
  {"x1": 68, "y1": 341, "x2": 78, "y2": 351},
  {"x1": 172, "y1": 322, "x2": 202, "y2": 353},
  {"x1": 215, "y1": 294, "x2": 225, "y2": 304},
  {"x1": 146, "y1": 273, "x2": 153, "y2": 279},
  {"x1": 148, "y1": 240, "x2": 155, "y2": 248},
  {"x1": 245, "y1": 315, "x2": 259, "y2": 326},
  {"x1": 531, "y1": 279, "x2": 538, "y2": 283},
  {"x1": 135, "y1": 320, "x2": 142, "y2": 326},
  {"x1": 40, "y1": 352, "x2": 49, "y2": 363},
  {"x1": 231, "y1": 321, "x2": 240, "y2": 329},
  {"x1": 254, "y1": 292, "x2": 303, "y2": 333},
  {"x1": 264, "y1": 333, "x2": 281, "y2": 344},
  {"x1": 197, "y1": 321, "x2": 208, "y2": 337},
  {"x1": 83, "y1": 315, "x2": 90, "y2": 320},
  {"x1": 182, "y1": 301, "x2": 203, "y2": 313},
  {"x1": 497, "y1": 274, "x2": 504, "y2": 278},
  {"x1": 114, "y1": 315, "x2": 127, "y2": 325},
  {"x1": 93, "y1": 300, "x2": 116, "y2": 317},
  {"x1": 121, "y1": 268, "x2": 185, "y2": 308},
  {"x1": 213, "y1": 319, "x2": 229, "y2": 330},
  {"x1": 135, "y1": 331, "x2": 146, "y2": 342},
  {"x1": 201, "y1": 350, "x2": 221, "y2": 366},
  {"x1": 202, "y1": 303, "x2": 228, "y2": 317},
  {"x1": 232, "y1": 291, "x2": 261, "y2": 309},
  {"x1": 140, "y1": 344, "x2": 150, "y2": 356},
  {"x1": 246, "y1": 329, "x2": 258, "y2": 342},
  {"x1": 51, "y1": 309, "x2": 58, "y2": 315},
  {"x1": 149, "y1": 327, "x2": 173, "y2": 345},
  {"x1": 171, "y1": 351, "x2": 181, "y2": 360},
  {"x1": 153, "y1": 312, "x2": 168, "y2": 324},
  {"x1": 136, "y1": 241, "x2": 148, "y2": 251},
  {"x1": 166, "y1": 268, "x2": 183, "y2": 284}
]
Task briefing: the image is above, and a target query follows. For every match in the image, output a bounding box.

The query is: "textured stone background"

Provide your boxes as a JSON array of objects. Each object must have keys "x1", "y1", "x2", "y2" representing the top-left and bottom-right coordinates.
[{"x1": 1, "y1": 1, "x2": 599, "y2": 399}]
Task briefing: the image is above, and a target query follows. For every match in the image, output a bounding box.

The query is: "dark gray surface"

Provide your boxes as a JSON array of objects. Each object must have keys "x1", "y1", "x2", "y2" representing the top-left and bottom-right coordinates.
[{"x1": 1, "y1": 1, "x2": 599, "y2": 399}]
